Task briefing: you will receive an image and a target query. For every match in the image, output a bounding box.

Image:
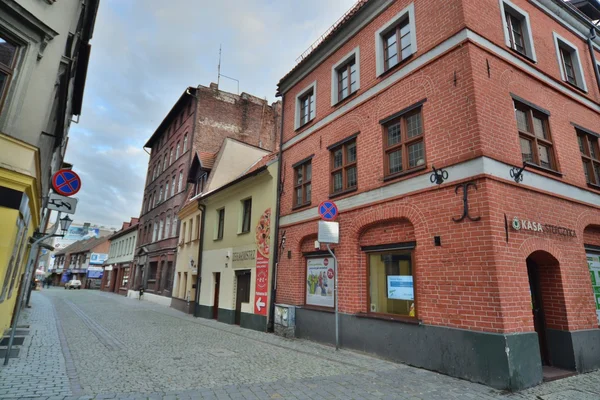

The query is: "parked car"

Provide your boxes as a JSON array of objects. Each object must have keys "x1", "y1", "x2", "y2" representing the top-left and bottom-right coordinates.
[{"x1": 65, "y1": 280, "x2": 81, "y2": 290}]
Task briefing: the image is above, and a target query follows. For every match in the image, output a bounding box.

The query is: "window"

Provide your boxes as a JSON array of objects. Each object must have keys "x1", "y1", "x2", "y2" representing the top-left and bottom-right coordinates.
[
  {"x1": 195, "y1": 173, "x2": 206, "y2": 196},
  {"x1": 382, "y1": 107, "x2": 425, "y2": 177},
  {"x1": 294, "y1": 81, "x2": 317, "y2": 129},
  {"x1": 0, "y1": 34, "x2": 18, "y2": 113},
  {"x1": 178, "y1": 171, "x2": 184, "y2": 193},
  {"x1": 159, "y1": 186, "x2": 163, "y2": 202},
  {"x1": 578, "y1": 130, "x2": 600, "y2": 187},
  {"x1": 169, "y1": 148, "x2": 174, "y2": 165},
  {"x1": 217, "y1": 208, "x2": 225, "y2": 240},
  {"x1": 553, "y1": 32, "x2": 587, "y2": 91},
  {"x1": 152, "y1": 222, "x2": 158, "y2": 242},
  {"x1": 181, "y1": 222, "x2": 186, "y2": 245},
  {"x1": 171, "y1": 215, "x2": 178, "y2": 237},
  {"x1": 513, "y1": 101, "x2": 556, "y2": 170},
  {"x1": 171, "y1": 176, "x2": 176, "y2": 196},
  {"x1": 375, "y1": 4, "x2": 416, "y2": 76},
  {"x1": 165, "y1": 181, "x2": 169, "y2": 199},
  {"x1": 293, "y1": 159, "x2": 312, "y2": 207},
  {"x1": 153, "y1": 191, "x2": 157, "y2": 207},
  {"x1": 158, "y1": 219, "x2": 164, "y2": 241},
  {"x1": 165, "y1": 214, "x2": 171, "y2": 238},
  {"x1": 121, "y1": 267, "x2": 129, "y2": 288},
  {"x1": 163, "y1": 154, "x2": 167, "y2": 172},
  {"x1": 241, "y1": 198, "x2": 252, "y2": 233},
  {"x1": 188, "y1": 218, "x2": 193, "y2": 243},
  {"x1": 368, "y1": 250, "x2": 415, "y2": 317},
  {"x1": 331, "y1": 47, "x2": 360, "y2": 105},
  {"x1": 183, "y1": 134, "x2": 188, "y2": 153},
  {"x1": 196, "y1": 215, "x2": 201, "y2": 240},
  {"x1": 176, "y1": 142, "x2": 180, "y2": 159},
  {"x1": 330, "y1": 139, "x2": 357, "y2": 194},
  {"x1": 148, "y1": 262, "x2": 158, "y2": 281},
  {"x1": 499, "y1": 0, "x2": 536, "y2": 61}
]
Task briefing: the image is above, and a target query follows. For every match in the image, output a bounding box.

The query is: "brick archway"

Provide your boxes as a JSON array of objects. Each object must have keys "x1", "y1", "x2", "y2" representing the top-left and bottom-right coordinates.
[{"x1": 518, "y1": 237, "x2": 565, "y2": 265}]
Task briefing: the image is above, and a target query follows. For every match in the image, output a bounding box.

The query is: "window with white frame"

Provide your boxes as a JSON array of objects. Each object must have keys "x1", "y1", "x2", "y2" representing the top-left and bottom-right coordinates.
[
  {"x1": 178, "y1": 171, "x2": 184, "y2": 192},
  {"x1": 553, "y1": 32, "x2": 587, "y2": 91},
  {"x1": 331, "y1": 47, "x2": 360, "y2": 105},
  {"x1": 294, "y1": 81, "x2": 317, "y2": 130},
  {"x1": 375, "y1": 3, "x2": 417, "y2": 77},
  {"x1": 499, "y1": 0, "x2": 537, "y2": 61},
  {"x1": 183, "y1": 134, "x2": 188, "y2": 153},
  {"x1": 152, "y1": 221, "x2": 158, "y2": 242},
  {"x1": 165, "y1": 181, "x2": 169, "y2": 199},
  {"x1": 158, "y1": 219, "x2": 164, "y2": 241},
  {"x1": 171, "y1": 215, "x2": 178, "y2": 237},
  {"x1": 165, "y1": 214, "x2": 171, "y2": 238}
]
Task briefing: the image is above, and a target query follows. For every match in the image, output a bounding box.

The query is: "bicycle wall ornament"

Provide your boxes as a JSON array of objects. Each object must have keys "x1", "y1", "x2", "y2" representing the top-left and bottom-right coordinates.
[
  {"x1": 430, "y1": 165, "x2": 449, "y2": 185},
  {"x1": 452, "y1": 181, "x2": 481, "y2": 222},
  {"x1": 510, "y1": 162, "x2": 527, "y2": 183}
]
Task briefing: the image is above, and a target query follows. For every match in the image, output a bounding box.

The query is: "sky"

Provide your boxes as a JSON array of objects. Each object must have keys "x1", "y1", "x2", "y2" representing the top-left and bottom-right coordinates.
[{"x1": 67, "y1": 0, "x2": 357, "y2": 229}]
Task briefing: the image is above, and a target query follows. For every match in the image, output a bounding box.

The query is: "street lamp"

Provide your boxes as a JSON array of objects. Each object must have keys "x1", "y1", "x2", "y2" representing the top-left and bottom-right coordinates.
[{"x1": 59, "y1": 215, "x2": 73, "y2": 235}]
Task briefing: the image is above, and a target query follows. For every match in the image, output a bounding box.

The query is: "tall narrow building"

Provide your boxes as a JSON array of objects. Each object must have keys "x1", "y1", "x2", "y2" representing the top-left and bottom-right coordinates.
[{"x1": 132, "y1": 83, "x2": 281, "y2": 305}]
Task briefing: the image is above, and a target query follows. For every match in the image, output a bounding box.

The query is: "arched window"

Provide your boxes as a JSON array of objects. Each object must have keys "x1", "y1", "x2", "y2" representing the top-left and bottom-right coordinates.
[
  {"x1": 159, "y1": 186, "x2": 163, "y2": 202},
  {"x1": 163, "y1": 154, "x2": 167, "y2": 171},
  {"x1": 183, "y1": 134, "x2": 188, "y2": 153},
  {"x1": 165, "y1": 181, "x2": 170, "y2": 200},
  {"x1": 158, "y1": 218, "x2": 164, "y2": 241},
  {"x1": 176, "y1": 142, "x2": 181, "y2": 159},
  {"x1": 169, "y1": 148, "x2": 174, "y2": 165},
  {"x1": 171, "y1": 176, "x2": 176, "y2": 196},
  {"x1": 165, "y1": 214, "x2": 171, "y2": 238},
  {"x1": 152, "y1": 221, "x2": 158, "y2": 242},
  {"x1": 171, "y1": 215, "x2": 178, "y2": 237},
  {"x1": 178, "y1": 171, "x2": 184, "y2": 192}
]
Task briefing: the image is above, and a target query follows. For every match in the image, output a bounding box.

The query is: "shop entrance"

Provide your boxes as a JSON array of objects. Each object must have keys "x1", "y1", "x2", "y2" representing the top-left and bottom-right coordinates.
[
  {"x1": 235, "y1": 270, "x2": 251, "y2": 325},
  {"x1": 213, "y1": 273, "x2": 220, "y2": 320},
  {"x1": 526, "y1": 257, "x2": 550, "y2": 366}
]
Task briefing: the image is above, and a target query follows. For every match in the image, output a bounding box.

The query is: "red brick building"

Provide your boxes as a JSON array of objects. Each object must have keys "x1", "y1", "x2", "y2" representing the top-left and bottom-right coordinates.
[
  {"x1": 101, "y1": 218, "x2": 138, "y2": 295},
  {"x1": 274, "y1": 0, "x2": 600, "y2": 390},
  {"x1": 133, "y1": 83, "x2": 281, "y2": 305}
]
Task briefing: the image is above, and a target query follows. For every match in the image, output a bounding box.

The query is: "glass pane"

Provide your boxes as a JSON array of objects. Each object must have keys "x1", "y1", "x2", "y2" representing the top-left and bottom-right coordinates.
[
  {"x1": 408, "y1": 141, "x2": 424, "y2": 168},
  {"x1": 309, "y1": 95, "x2": 315, "y2": 120},
  {"x1": 594, "y1": 163, "x2": 600, "y2": 185},
  {"x1": 0, "y1": 73, "x2": 6, "y2": 96},
  {"x1": 0, "y1": 37, "x2": 17, "y2": 68},
  {"x1": 346, "y1": 166, "x2": 357, "y2": 188},
  {"x1": 346, "y1": 141, "x2": 356, "y2": 163},
  {"x1": 296, "y1": 188, "x2": 303, "y2": 205},
  {"x1": 532, "y1": 116, "x2": 547, "y2": 139},
  {"x1": 385, "y1": 31, "x2": 398, "y2": 68},
  {"x1": 333, "y1": 148, "x2": 343, "y2": 168},
  {"x1": 537, "y1": 144, "x2": 551, "y2": 169},
  {"x1": 387, "y1": 122, "x2": 401, "y2": 146},
  {"x1": 582, "y1": 160, "x2": 591, "y2": 183},
  {"x1": 578, "y1": 135, "x2": 585, "y2": 154},
  {"x1": 369, "y1": 251, "x2": 414, "y2": 317},
  {"x1": 305, "y1": 183, "x2": 311, "y2": 203},
  {"x1": 401, "y1": 44, "x2": 412, "y2": 61},
  {"x1": 333, "y1": 171, "x2": 343, "y2": 192},
  {"x1": 515, "y1": 108, "x2": 530, "y2": 132},
  {"x1": 296, "y1": 167, "x2": 303, "y2": 185},
  {"x1": 305, "y1": 163, "x2": 312, "y2": 181},
  {"x1": 389, "y1": 150, "x2": 402, "y2": 174},
  {"x1": 588, "y1": 137, "x2": 597, "y2": 159},
  {"x1": 406, "y1": 112, "x2": 422, "y2": 138},
  {"x1": 520, "y1": 137, "x2": 533, "y2": 163}
]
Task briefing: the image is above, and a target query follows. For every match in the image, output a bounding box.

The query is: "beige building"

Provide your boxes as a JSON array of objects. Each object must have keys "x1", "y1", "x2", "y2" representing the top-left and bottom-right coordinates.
[
  {"x1": 171, "y1": 138, "x2": 271, "y2": 314},
  {"x1": 195, "y1": 154, "x2": 278, "y2": 331}
]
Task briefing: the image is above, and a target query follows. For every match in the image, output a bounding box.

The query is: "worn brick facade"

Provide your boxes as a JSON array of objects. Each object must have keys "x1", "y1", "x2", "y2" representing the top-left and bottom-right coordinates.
[
  {"x1": 275, "y1": 0, "x2": 600, "y2": 388},
  {"x1": 134, "y1": 84, "x2": 281, "y2": 299}
]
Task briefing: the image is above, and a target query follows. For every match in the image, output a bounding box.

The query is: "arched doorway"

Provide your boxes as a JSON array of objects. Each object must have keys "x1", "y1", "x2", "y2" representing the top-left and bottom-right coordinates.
[{"x1": 526, "y1": 250, "x2": 564, "y2": 368}]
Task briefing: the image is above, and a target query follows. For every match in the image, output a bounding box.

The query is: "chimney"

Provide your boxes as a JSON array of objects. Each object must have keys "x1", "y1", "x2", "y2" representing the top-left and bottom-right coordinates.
[{"x1": 210, "y1": 82, "x2": 219, "y2": 90}]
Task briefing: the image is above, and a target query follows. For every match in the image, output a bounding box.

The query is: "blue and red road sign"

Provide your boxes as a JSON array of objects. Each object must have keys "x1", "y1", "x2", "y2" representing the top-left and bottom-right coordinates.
[
  {"x1": 318, "y1": 201, "x2": 338, "y2": 221},
  {"x1": 52, "y1": 169, "x2": 81, "y2": 197}
]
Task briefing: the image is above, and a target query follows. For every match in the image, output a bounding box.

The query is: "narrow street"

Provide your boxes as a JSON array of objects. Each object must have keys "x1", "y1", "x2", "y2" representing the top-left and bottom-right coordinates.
[{"x1": 0, "y1": 289, "x2": 598, "y2": 400}]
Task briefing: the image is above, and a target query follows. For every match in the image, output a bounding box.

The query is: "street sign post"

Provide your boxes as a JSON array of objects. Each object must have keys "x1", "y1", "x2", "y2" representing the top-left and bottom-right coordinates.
[
  {"x1": 47, "y1": 193, "x2": 78, "y2": 214},
  {"x1": 52, "y1": 169, "x2": 81, "y2": 197},
  {"x1": 317, "y1": 200, "x2": 340, "y2": 350}
]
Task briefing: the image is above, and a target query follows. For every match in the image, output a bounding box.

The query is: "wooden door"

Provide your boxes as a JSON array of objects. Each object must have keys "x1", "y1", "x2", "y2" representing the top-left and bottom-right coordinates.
[
  {"x1": 235, "y1": 270, "x2": 251, "y2": 325},
  {"x1": 213, "y1": 273, "x2": 220, "y2": 320},
  {"x1": 527, "y1": 258, "x2": 550, "y2": 365}
]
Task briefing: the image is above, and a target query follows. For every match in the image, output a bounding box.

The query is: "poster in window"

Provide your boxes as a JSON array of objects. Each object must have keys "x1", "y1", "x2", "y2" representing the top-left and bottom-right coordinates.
[
  {"x1": 586, "y1": 252, "x2": 600, "y2": 324},
  {"x1": 306, "y1": 257, "x2": 334, "y2": 307},
  {"x1": 387, "y1": 275, "x2": 414, "y2": 301}
]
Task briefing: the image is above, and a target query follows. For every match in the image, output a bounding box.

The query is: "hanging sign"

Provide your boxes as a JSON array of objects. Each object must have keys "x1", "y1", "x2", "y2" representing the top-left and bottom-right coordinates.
[
  {"x1": 52, "y1": 169, "x2": 81, "y2": 197},
  {"x1": 47, "y1": 193, "x2": 78, "y2": 214},
  {"x1": 318, "y1": 201, "x2": 338, "y2": 221},
  {"x1": 254, "y1": 208, "x2": 271, "y2": 316}
]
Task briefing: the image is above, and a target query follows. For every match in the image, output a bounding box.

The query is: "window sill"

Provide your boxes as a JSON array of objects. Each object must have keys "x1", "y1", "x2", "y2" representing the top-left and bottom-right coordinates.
[
  {"x1": 378, "y1": 54, "x2": 414, "y2": 79},
  {"x1": 329, "y1": 187, "x2": 357, "y2": 199},
  {"x1": 507, "y1": 47, "x2": 536, "y2": 64},
  {"x1": 213, "y1": 238, "x2": 223, "y2": 242},
  {"x1": 301, "y1": 305, "x2": 335, "y2": 313},
  {"x1": 295, "y1": 118, "x2": 316, "y2": 133},
  {"x1": 292, "y1": 202, "x2": 312, "y2": 211},
  {"x1": 524, "y1": 162, "x2": 563, "y2": 177},
  {"x1": 356, "y1": 312, "x2": 421, "y2": 325},
  {"x1": 564, "y1": 80, "x2": 588, "y2": 94},
  {"x1": 237, "y1": 231, "x2": 250, "y2": 236},
  {"x1": 332, "y1": 90, "x2": 358, "y2": 108},
  {"x1": 587, "y1": 182, "x2": 600, "y2": 192},
  {"x1": 382, "y1": 165, "x2": 427, "y2": 182}
]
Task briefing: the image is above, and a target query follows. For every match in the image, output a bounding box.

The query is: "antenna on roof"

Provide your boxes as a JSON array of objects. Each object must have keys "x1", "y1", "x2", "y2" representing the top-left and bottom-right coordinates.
[{"x1": 216, "y1": 45, "x2": 240, "y2": 94}]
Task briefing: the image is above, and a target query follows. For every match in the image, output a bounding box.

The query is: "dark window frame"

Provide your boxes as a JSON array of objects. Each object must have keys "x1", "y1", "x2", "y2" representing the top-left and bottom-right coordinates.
[
  {"x1": 505, "y1": 11, "x2": 525, "y2": 55},
  {"x1": 382, "y1": 107, "x2": 425, "y2": 178},
  {"x1": 336, "y1": 57, "x2": 357, "y2": 102},
  {"x1": 330, "y1": 139, "x2": 357, "y2": 195},
  {"x1": 241, "y1": 198, "x2": 252, "y2": 234},
  {"x1": 578, "y1": 130, "x2": 600, "y2": 187},
  {"x1": 217, "y1": 208, "x2": 225, "y2": 240},
  {"x1": 383, "y1": 18, "x2": 410, "y2": 72},
  {"x1": 559, "y1": 46, "x2": 577, "y2": 86},
  {"x1": 0, "y1": 34, "x2": 18, "y2": 114},
  {"x1": 514, "y1": 101, "x2": 557, "y2": 171},
  {"x1": 293, "y1": 160, "x2": 312, "y2": 208},
  {"x1": 299, "y1": 89, "x2": 315, "y2": 127}
]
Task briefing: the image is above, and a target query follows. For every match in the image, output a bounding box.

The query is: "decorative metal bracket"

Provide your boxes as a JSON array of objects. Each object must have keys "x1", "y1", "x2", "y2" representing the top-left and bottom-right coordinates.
[
  {"x1": 452, "y1": 182, "x2": 481, "y2": 223},
  {"x1": 510, "y1": 163, "x2": 527, "y2": 183},
  {"x1": 430, "y1": 165, "x2": 449, "y2": 185}
]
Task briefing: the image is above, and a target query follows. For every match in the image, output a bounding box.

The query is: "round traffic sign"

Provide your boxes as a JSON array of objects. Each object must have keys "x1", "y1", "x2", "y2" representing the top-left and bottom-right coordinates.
[
  {"x1": 318, "y1": 201, "x2": 338, "y2": 221},
  {"x1": 52, "y1": 169, "x2": 81, "y2": 197}
]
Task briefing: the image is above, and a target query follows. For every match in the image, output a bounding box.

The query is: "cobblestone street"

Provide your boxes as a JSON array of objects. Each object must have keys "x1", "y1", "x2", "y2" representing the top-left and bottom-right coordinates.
[{"x1": 1, "y1": 289, "x2": 599, "y2": 400}]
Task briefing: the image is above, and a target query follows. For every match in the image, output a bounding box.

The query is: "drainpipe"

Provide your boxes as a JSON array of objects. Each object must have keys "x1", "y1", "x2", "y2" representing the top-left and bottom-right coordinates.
[
  {"x1": 194, "y1": 203, "x2": 206, "y2": 317},
  {"x1": 267, "y1": 99, "x2": 285, "y2": 332},
  {"x1": 588, "y1": 27, "x2": 600, "y2": 93}
]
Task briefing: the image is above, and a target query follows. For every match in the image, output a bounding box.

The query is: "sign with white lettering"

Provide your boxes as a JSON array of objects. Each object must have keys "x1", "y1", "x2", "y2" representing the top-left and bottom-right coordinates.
[{"x1": 511, "y1": 217, "x2": 576, "y2": 237}]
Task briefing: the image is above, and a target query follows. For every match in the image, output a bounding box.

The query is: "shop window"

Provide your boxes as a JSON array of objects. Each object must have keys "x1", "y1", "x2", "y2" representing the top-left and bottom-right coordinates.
[
  {"x1": 241, "y1": 198, "x2": 252, "y2": 233},
  {"x1": 293, "y1": 159, "x2": 312, "y2": 208},
  {"x1": 513, "y1": 100, "x2": 557, "y2": 171},
  {"x1": 382, "y1": 107, "x2": 425, "y2": 178},
  {"x1": 216, "y1": 208, "x2": 225, "y2": 240},
  {"x1": 577, "y1": 129, "x2": 600, "y2": 187},
  {"x1": 553, "y1": 32, "x2": 587, "y2": 91},
  {"x1": 121, "y1": 267, "x2": 129, "y2": 288},
  {"x1": 331, "y1": 47, "x2": 360, "y2": 105},
  {"x1": 294, "y1": 81, "x2": 317, "y2": 129},
  {"x1": 0, "y1": 34, "x2": 18, "y2": 114},
  {"x1": 368, "y1": 250, "x2": 415, "y2": 317},
  {"x1": 375, "y1": 3, "x2": 416, "y2": 76},
  {"x1": 499, "y1": 0, "x2": 537, "y2": 61},
  {"x1": 330, "y1": 138, "x2": 357, "y2": 194}
]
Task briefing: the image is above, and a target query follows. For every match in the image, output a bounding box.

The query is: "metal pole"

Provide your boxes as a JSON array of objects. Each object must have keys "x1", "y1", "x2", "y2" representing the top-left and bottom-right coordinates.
[
  {"x1": 326, "y1": 244, "x2": 339, "y2": 350},
  {"x1": 4, "y1": 213, "x2": 61, "y2": 365}
]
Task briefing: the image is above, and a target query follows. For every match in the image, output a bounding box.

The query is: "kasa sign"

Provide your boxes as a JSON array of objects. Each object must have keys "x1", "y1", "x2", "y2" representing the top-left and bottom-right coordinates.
[{"x1": 511, "y1": 217, "x2": 576, "y2": 237}]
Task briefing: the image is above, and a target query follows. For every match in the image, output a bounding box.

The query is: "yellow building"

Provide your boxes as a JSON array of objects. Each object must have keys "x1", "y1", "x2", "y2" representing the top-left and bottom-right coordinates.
[{"x1": 195, "y1": 154, "x2": 278, "y2": 331}]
